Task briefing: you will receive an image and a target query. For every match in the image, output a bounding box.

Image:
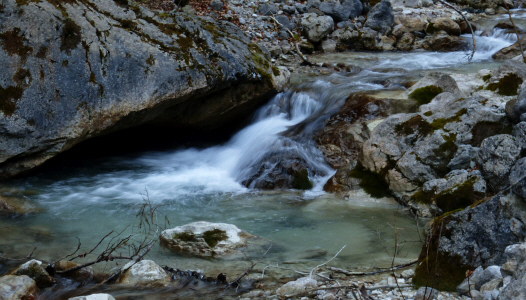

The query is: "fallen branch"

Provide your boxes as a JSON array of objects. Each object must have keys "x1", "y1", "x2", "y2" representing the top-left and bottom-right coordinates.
[
  {"x1": 284, "y1": 283, "x2": 413, "y2": 298},
  {"x1": 326, "y1": 260, "x2": 418, "y2": 276},
  {"x1": 266, "y1": 16, "x2": 320, "y2": 67},
  {"x1": 309, "y1": 245, "x2": 346, "y2": 279},
  {"x1": 436, "y1": 0, "x2": 476, "y2": 62},
  {"x1": 0, "y1": 247, "x2": 36, "y2": 262}
]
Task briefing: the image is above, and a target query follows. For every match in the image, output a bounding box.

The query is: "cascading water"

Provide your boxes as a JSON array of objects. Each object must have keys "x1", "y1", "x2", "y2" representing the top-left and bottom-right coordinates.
[{"x1": 2, "y1": 11, "x2": 526, "y2": 298}]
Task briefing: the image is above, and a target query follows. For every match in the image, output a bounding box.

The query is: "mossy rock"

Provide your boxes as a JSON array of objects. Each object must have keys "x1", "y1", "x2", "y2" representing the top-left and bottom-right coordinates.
[
  {"x1": 174, "y1": 231, "x2": 198, "y2": 242},
  {"x1": 348, "y1": 163, "x2": 390, "y2": 198},
  {"x1": 435, "y1": 177, "x2": 483, "y2": 213},
  {"x1": 0, "y1": 27, "x2": 33, "y2": 62},
  {"x1": 0, "y1": 85, "x2": 24, "y2": 116},
  {"x1": 395, "y1": 115, "x2": 434, "y2": 136},
  {"x1": 292, "y1": 169, "x2": 313, "y2": 190},
  {"x1": 202, "y1": 229, "x2": 228, "y2": 248},
  {"x1": 408, "y1": 85, "x2": 443, "y2": 105},
  {"x1": 60, "y1": 18, "x2": 82, "y2": 54},
  {"x1": 413, "y1": 214, "x2": 469, "y2": 291},
  {"x1": 485, "y1": 73, "x2": 523, "y2": 96}
]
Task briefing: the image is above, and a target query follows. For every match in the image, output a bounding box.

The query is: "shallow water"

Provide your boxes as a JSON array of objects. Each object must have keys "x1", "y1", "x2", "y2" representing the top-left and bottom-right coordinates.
[{"x1": 1, "y1": 9, "x2": 524, "y2": 299}]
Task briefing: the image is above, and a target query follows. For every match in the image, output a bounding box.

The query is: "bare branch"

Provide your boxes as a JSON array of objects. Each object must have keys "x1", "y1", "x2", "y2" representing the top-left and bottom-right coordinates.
[{"x1": 436, "y1": 0, "x2": 476, "y2": 62}]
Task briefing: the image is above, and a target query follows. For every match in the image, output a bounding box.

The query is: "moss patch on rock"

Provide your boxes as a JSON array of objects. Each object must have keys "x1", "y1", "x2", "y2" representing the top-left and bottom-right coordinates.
[
  {"x1": 292, "y1": 169, "x2": 313, "y2": 190},
  {"x1": 470, "y1": 121, "x2": 514, "y2": 147},
  {"x1": 395, "y1": 115, "x2": 434, "y2": 136},
  {"x1": 408, "y1": 85, "x2": 443, "y2": 105},
  {"x1": 60, "y1": 18, "x2": 82, "y2": 54},
  {"x1": 0, "y1": 27, "x2": 33, "y2": 62},
  {"x1": 0, "y1": 85, "x2": 24, "y2": 116},
  {"x1": 202, "y1": 229, "x2": 228, "y2": 248},
  {"x1": 173, "y1": 231, "x2": 198, "y2": 242},
  {"x1": 413, "y1": 214, "x2": 469, "y2": 291},
  {"x1": 435, "y1": 177, "x2": 482, "y2": 213},
  {"x1": 349, "y1": 163, "x2": 390, "y2": 198},
  {"x1": 485, "y1": 73, "x2": 523, "y2": 96}
]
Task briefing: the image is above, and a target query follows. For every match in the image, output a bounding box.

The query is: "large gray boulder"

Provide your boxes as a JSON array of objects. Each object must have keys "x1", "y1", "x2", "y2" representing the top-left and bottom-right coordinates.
[
  {"x1": 477, "y1": 134, "x2": 521, "y2": 192},
  {"x1": 301, "y1": 13, "x2": 335, "y2": 43},
  {"x1": 0, "y1": 0, "x2": 283, "y2": 178},
  {"x1": 500, "y1": 242, "x2": 526, "y2": 299},
  {"x1": 414, "y1": 193, "x2": 526, "y2": 291},
  {"x1": 510, "y1": 158, "x2": 526, "y2": 198},
  {"x1": 319, "y1": 0, "x2": 362, "y2": 22},
  {"x1": 364, "y1": 0, "x2": 394, "y2": 35}
]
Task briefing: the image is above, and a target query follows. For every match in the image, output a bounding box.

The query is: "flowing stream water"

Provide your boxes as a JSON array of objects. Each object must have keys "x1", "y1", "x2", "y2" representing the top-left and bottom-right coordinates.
[{"x1": 1, "y1": 10, "x2": 525, "y2": 299}]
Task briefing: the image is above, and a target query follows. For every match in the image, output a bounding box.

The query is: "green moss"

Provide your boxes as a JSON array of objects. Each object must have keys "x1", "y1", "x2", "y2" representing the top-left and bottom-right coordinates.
[
  {"x1": 35, "y1": 46, "x2": 48, "y2": 59},
  {"x1": 202, "y1": 229, "x2": 228, "y2": 248},
  {"x1": 16, "y1": 0, "x2": 39, "y2": 5},
  {"x1": 435, "y1": 177, "x2": 482, "y2": 213},
  {"x1": 174, "y1": 231, "x2": 198, "y2": 242},
  {"x1": 414, "y1": 214, "x2": 469, "y2": 291},
  {"x1": 482, "y1": 74, "x2": 491, "y2": 82},
  {"x1": 177, "y1": 34, "x2": 194, "y2": 50},
  {"x1": 425, "y1": 22, "x2": 435, "y2": 34},
  {"x1": 62, "y1": 60, "x2": 69, "y2": 67},
  {"x1": 395, "y1": 115, "x2": 434, "y2": 136},
  {"x1": 60, "y1": 19, "x2": 81, "y2": 54},
  {"x1": 408, "y1": 85, "x2": 443, "y2": 105},
  {"x1": 423, "y1": 111, "x2": 433, "y2": 117},
  {"x1": 429, "y1": 108, "x2": 467, "y2": 131},
  {"x1": 0, "y1": 27, "x2": 33, "y2": 62},
  {"x1": 113, "y1": 0, "x2": 128, "y2": 7},
  {"x1": 470, "y1": 121, "x2": 514, "y2": 146},
  {"x1": 485, "y1": 73, "x2": 523, "y2": 96},
  {"x1": 349, "y1": 163, "x2": 391, "y2": 198},
  {"x1": 291, "y1": 169, "x2": 313, "y2": 190},
  {"x1": 120, "y1": 19, "x2": 137, "y2": 30},
  {"x1": 0, "y1": 85, "x2": 24, "y2": 116},
  {"x1": 272, "y1": 66, "x2": 281, "y2": 76},
  {"x1": 411, "y1": 190, "x2": 434, "y2": 204}
]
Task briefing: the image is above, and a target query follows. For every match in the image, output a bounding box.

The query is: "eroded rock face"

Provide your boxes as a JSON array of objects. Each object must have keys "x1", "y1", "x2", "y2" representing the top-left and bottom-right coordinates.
[
  {"x1": 118, "y1": 260, "x2": 170, "y2": 287},
  {"x1": 0, "y1": 275, "x2": 38, "y2": 300},
  {"x1": 0, "y1": 0, "x2": 283, "y2": 178},
  {"x1": 160, "y1": 221, "x2": 256, "y2": 257},
  {"x1": 414, "y1": 193, "x2": 526, "y2": 291}
]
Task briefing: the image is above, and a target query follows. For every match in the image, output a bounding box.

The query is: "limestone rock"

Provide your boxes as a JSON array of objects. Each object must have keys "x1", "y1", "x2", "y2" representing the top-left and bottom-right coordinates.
[
  {"x1": 493, "y1": 37, "x2": 526, "y2": 61},
  {"x1": 513, "y1": 122, "x2": 526, "y2": 151},
  {"x1": 0, "y1": 275, "x2": 38, "y2": 300},
  {"x1": 319, "y1": 0, "x2": 362, "y2": 22},
  {"x1": 406, "y1": 72, "x2": 462, "y2": 103},
  {"x1": 0, "y1": 0, "x2": 281, "y2": 178},
  {"x1": 424, "y1": 31, "x2": 465, "y2": 52},
  {"x1": 510, "y1": 158, "x2": 526, "y2": 198},
  {"x1": 428, "y1": 18, "x2": 461, "y2": 36},
  {"x1": 118, "y1": 260, "x2": 170, "y2": 287},
  {"x1": 69, "y1": 294, "x2": 116, "y2": 300},
  {"x1": 396, "y1": 32, "x2": 414, "y2": 51},
  {"x1": 507, "y1": 85, "x2": 526, "y2": 123},
  {"x1": 7, "y1": 259, "x2": 54, "y2": 288},
  {"x1": 499, "y1": 242, "x2": 526, "y2": 299},
  {"x1": 485, "y1": 60, "x2": 526, "y2": 97},
  {"x1": 446, "y1": 0, "x2": 499, "y2": 9},
  {"x1": 160, "y1": 221, "x2": 256, "y2": 257},
  {"x1": 391, "y1": 0, "x2": 434, "y2": 8},
  {"x1": 477, "y1": 134, "x2": 521, "y2": 192},
  {"x1": 364, "y1": 0, "x2": 394, "y2": 35},
  {"x1": 276, "y1": 277, "x2": 317, "y2": 297},
  {"x1": 321, "y1": 39, "x2": 336, "y2": 53},
  {"x1": 301, "y1": 14, "x2": 335, "y2": 43}
]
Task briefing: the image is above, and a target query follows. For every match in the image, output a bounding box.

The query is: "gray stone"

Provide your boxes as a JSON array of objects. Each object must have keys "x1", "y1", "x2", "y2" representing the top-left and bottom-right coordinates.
[
  {"x1": 499, "y1": 242, "x2": 526, "y2": 299},
  {"x1": 429, "y1": 18, "x2": 461, "y2": 36},
  {"x1": 509, "y1": 85, "x2": 526, "y2": 123},
  {"x1": 513, "y1": 122, "x2": 526, "y2": 151},
  {"x1": 401, "y1": 269, "x2": 415, "y2": 279},
  {"x1": 210, "y1": 0, "x2": 223, "y2": 11},
  {"x1": 364, "y1": 0, "x2": 394, "y2": 35},
  {"x1": 480, "y1": 277, "x2": 503, "y2": 292},
  {"x1": 406, "y1": 72, "x2": 462, "y2": 99},
  {"x1": 118, "y1": 260, "x2": 170, "y2": 287},
  {"x1": 458, "y1": 266, "x2": 484, "y2": 295},
  {"x1": 477, "y1": 266, "x2": 503, "y2": 290},
  {"x1": 510, "y1": 158, "x2": 526, "y2": 198},
  {"x1": 307, "y1": 0, "x2": 321, "y2": 9},
  {"x1": 0, "y1": 275, "x2": 38, "y2": 300},
  {"x1": 276, "y1": 277, "x2": 317, "y2": 297},
  {"x1": 269, "y1": 46, "x2": 282, "y2": 57},
  {"x1": 275, "y1": 15, "x2": 292, "y2": 30},
  {"x1": 259, "y1": 3, "x2": 278, "y2": 15},
  {"x1": 301, "y1": 14, "x2": 335, "y2": 43},
  {"x1": 423, "y1": 31, "x2": 466, "y2": 52},
  {"x1": 282, "y1": 5, "x2": 296, "y2": 15},
  {"x1": 0, "y1": 0, "x2": 282, "y2": 178},
  {"x1": 396, "y1": 32, "x2": 414, "y2": 51},
  {"x1": 448, "y1": 144, "x2": 479, "y2": 170},
  {"x1": 477, "y1": 134, "x2": 521, "y2": 192},
  {"x1": 319, "y1": 0, "x2": 362, "y2": 22},
  {"x1": 415, "y1": 287, "x2": 439, "y2": 300},
  {"x1": 6, "y1": 259, "x2": 54, "y2": 288},
  {"x1": 321, "y1": 39, "x2": 336, "y2": 53},
  {"x1": 295, "y1": 3, "x2": 308, "y2": 13}
]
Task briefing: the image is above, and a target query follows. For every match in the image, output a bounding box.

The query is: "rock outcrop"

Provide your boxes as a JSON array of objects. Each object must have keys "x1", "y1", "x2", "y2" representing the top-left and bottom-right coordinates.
[{"x1": 0, "y1": 0, "x2": 284, "y2": 178}]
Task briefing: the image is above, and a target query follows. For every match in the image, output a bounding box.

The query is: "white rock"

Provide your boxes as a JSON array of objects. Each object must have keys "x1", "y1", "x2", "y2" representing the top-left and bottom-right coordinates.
[
  {"x1": 0, "y1": 275, "x2": 38, "y2": 300},
  {"x1": 276, "y1": 277, "x2": 317, "y2": 297},
  {"x1": 401, "y1": 268, "x2": 415, "y2": 279},
  {"x1": 160, "y1": 221, "x2": 256, "y2": 257},
  {"x1": 69, "y1": 294, "x2": 116, "y2": 300},
  {"x1": 118, "y1": 260, "x2": 170, "y2": 287}
]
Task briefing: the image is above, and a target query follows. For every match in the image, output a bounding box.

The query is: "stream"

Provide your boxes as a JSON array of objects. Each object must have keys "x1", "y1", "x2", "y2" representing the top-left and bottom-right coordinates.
[{"x1": 1, "y1": 10, "x2": 525, "y2": 299}]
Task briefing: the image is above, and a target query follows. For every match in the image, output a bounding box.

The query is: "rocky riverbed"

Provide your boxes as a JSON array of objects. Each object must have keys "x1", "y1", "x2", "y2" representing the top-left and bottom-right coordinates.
[{"x1": 2, "y1": 0, "x2": 526, "y2": 299}]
